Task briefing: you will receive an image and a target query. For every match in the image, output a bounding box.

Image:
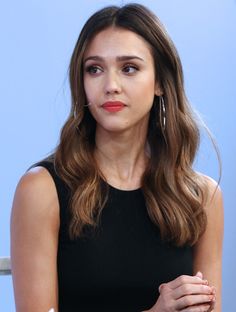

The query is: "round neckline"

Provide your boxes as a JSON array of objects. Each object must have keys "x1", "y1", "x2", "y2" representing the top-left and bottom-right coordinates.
[
  {"x1": 100, "y1": 176, "x2": 142, "y2": 193},
  {"x1": 107, "y1": 182, "x2": 142, "y2": 193}
]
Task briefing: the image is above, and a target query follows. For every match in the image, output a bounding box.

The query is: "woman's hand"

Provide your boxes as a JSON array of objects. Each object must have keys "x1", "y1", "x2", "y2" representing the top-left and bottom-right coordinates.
[{"x1": 148, "y1": 272, "x2": 216, "y2": 312}]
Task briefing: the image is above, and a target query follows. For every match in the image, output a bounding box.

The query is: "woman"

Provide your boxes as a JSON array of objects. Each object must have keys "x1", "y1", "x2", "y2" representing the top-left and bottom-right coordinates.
[{"x1": 10, "y1": 3, "x2": 223, "y2": 312}]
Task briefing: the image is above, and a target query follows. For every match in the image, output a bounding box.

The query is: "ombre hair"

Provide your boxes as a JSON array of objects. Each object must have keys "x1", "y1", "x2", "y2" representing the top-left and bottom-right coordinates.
[{"x1": 52, "y1": 3, "x2": 210, "y2": 246}]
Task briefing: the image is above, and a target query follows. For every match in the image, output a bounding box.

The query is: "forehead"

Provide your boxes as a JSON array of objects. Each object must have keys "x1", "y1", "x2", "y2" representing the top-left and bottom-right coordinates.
[{"x1": 83, "y1": 27, "x2": 153, "y2": 60}]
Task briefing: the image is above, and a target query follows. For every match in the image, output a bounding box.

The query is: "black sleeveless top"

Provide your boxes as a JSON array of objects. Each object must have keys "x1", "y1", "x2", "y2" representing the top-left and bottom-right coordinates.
[{"x1": 34, "y1": 160, "x2": 193, "y2": 312}]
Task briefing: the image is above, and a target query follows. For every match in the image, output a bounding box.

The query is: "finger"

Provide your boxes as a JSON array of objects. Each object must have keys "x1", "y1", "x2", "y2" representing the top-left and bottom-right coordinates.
[
  {"x1": 158, "y1": 283, "x2": 167, "y2": 293},
  {"x1": 173, "y1": 283, "x2": 214, "y2": 300},
  {"x1": 176, "y1": 294, "x2": 215, "y2": 310},
  {"x1": 207, "y1": 298, "x2": 216, "y2": 311},
  {"x1": 195, "y1": 271, "x2": 203, "y2": 279},
  {"x1": 195, "y1": 271, "x2": 209, "y2": 286},
  {"x1": 167, "y1": 275, "x2": 207, "y2": 290},
  {"x1": 180, "y1": 303, "x2": 211, "y2": 312}
]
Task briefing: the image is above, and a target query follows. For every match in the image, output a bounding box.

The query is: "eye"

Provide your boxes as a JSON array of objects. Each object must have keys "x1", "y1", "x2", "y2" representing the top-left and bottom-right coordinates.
[
  {"x1": 85, "y1": 65, "x2": 103, "y2": 75},
  {"x1": 122, "y1": 64, "x2": 139, "y2": 74}
]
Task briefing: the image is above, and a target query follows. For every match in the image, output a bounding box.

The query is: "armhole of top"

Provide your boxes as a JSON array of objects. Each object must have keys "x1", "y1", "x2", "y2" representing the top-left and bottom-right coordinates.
[
  {"x1": 27, "y1": 160, "x2": 69, "y2": 230},
  {"x1": 27, "y1": 160, "x2": 60, "y2": 196}
]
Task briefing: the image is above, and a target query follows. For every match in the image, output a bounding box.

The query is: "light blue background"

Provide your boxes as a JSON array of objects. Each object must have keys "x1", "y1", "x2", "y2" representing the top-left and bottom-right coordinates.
[{"x1": 0, "y1": 0, "x2": 235, "y2": 311}]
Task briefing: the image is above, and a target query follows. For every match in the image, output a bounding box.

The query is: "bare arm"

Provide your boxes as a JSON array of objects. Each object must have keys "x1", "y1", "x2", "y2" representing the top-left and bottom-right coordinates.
[
  {"x1": 10, "y1": 167, "x2": 60, "y2": 312},
  {"x1": 193, "y1": 176, "x2": 224, "y2": 312}
]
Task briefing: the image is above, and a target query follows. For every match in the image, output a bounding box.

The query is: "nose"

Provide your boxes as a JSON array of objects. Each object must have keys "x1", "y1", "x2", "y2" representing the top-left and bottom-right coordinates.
[{"x1": 104, "y1": 71, "x2": 122, "y2": 95}]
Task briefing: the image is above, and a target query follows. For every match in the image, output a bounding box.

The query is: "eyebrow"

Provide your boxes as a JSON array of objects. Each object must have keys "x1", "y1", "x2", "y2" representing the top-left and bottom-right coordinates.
[{"x1": 83, "y1": 55, "x2": 145, "y2": 63}]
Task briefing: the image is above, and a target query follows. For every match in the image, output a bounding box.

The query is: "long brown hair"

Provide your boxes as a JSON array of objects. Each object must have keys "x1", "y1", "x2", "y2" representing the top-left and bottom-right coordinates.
[{"x1": 54, "y1": 3, "x2": 209, "y2": 246}]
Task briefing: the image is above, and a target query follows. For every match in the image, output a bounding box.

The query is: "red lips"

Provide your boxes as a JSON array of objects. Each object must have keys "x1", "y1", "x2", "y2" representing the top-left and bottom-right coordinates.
[{"x1": 101, "y1": 101, "x2": 126, "y2": 112}]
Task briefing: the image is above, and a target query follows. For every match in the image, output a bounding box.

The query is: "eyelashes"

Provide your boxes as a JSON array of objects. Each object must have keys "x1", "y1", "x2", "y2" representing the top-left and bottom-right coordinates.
[
  {"x1": 85, "y1": 65, "x2": 102, "y2": 74},
  {"x1": 84, "y1": 64, "x2": 139, "y2": 75},
  {"x1": 122, "y1": 64, "x2": 139, "y2": 74}
]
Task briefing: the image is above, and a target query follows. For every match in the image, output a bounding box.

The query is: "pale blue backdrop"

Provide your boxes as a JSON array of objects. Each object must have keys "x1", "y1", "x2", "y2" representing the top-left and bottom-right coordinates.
[{"x1": 0, "y1": 0, "x2": 235, "y2": 311}]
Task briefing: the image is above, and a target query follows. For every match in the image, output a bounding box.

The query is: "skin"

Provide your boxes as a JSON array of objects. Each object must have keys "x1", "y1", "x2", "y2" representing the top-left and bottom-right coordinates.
[
  {"x1": 83, "y1": 27, "x2": 161, "y2": 189},
  {"x1": 11, "y1": 168, "x2": 59, "y2": 311},
  {"x1": 10, "y1": 27, "x2": 223, "y2": 312}
]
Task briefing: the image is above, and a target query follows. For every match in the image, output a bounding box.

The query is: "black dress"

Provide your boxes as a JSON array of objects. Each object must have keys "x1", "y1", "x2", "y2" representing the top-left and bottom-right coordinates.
[{"x1": 33, "y1": 160, "x2": 193, "y2": 312}]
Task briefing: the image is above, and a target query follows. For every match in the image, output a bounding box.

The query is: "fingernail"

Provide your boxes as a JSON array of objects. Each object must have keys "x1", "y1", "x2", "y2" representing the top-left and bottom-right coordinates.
[{"x1": 195, "y1": 271, "x2": 203, "y2": 279}]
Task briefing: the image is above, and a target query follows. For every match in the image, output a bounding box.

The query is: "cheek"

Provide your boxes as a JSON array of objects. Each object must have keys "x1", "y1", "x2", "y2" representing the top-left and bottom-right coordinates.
[
  {"x1": 84, "y1": 80, "x2": 100, "y2": 104},
  {"x1": 87, "y1": 105, "x2": 103, "y2": 124},
  {"x1": 132, "y1": 71, "x2": 155, "y2": 94},
  {"x1": 83, "y1": 80, "x2": 91, "y2": 102},
  {"x1": 134, "y1": 80, "x2": 156, "y2": 108}
]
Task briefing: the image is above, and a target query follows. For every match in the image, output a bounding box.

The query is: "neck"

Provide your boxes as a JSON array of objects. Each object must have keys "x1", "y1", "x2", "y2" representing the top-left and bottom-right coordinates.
[{"x1": 94, "y1": 125, "x2": 150, "y2": 190}]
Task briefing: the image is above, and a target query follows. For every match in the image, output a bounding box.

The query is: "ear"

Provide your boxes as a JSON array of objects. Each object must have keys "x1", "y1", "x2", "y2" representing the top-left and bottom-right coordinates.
[{"x1": 155, "y1": 83, "x2": 163, "y2": 96}]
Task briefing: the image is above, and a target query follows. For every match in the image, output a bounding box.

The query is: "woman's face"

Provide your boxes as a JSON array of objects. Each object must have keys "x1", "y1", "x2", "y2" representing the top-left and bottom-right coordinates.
[{"x1": 83, "y1": 27, "x2": 161, "y2": 134}]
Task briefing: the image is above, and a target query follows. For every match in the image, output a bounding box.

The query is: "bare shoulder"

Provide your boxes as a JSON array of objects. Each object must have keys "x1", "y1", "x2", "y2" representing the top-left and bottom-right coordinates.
[
  {"x1": 11, "y1": 165, "x2": 60, "y2": 241},
  {"x1": 15, "y1": 165, "x2": 58, "y2": 199},
  {"x1": 198, "y1": 173, "x2": 224, "y2": 238},
  {"x1": 11, "y1": 165, "x2": 60, "y2": 250},
  {"x1": 12, "y1": 166, "x2": 59, "y2": 220},
  {"x1": 197, "y1": 173, "x2": 223, "y2": 213}
]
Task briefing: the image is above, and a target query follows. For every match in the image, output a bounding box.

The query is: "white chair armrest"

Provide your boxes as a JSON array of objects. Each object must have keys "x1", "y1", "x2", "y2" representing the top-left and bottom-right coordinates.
[{"x1": 0, "y1": 257, "x2": 11, "y2": 275}]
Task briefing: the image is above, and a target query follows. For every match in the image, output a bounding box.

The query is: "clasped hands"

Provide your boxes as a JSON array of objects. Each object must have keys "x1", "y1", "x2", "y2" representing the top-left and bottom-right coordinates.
[{"x1": 147, "y1": 272, "x2": 216, "y2": 312}]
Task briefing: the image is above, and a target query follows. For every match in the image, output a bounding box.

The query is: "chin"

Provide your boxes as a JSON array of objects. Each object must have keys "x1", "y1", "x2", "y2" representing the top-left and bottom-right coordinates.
[{"x1": 99, "y1": 122, "x2": 131, "y2": 134}]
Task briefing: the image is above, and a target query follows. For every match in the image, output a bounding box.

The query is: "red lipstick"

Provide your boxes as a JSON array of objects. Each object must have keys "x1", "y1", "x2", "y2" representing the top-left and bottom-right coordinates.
[{"x1": 101, "y1": 101, "x2": 126, "y2": 112}]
